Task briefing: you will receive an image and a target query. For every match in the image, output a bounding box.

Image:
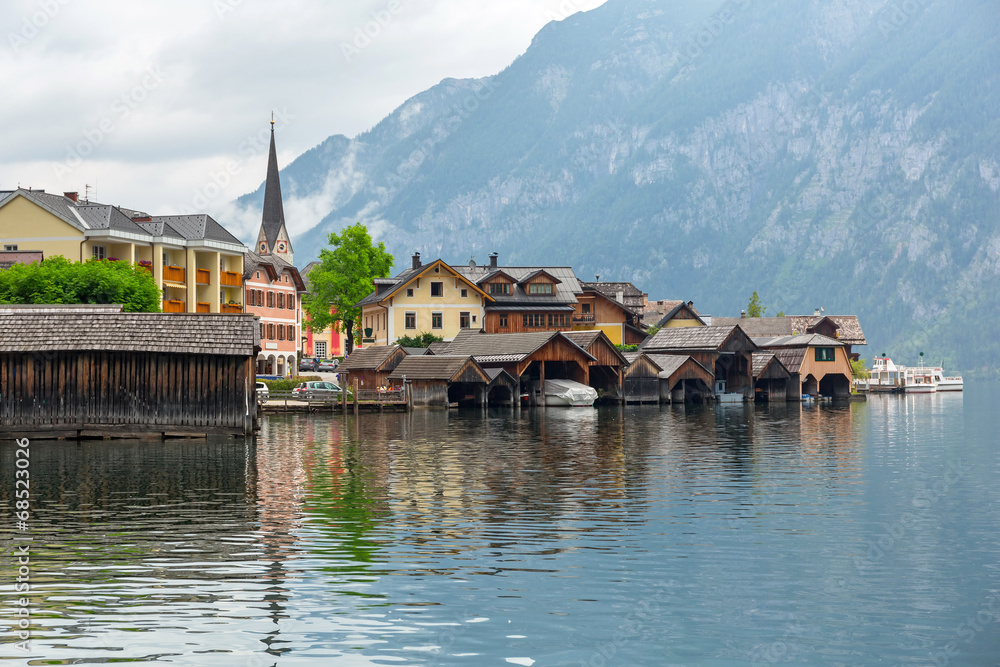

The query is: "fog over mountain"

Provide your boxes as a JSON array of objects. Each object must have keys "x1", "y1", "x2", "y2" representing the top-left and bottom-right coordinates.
[{"x1": 234, "y1": 0, "x2": 1000, "y2": 375}]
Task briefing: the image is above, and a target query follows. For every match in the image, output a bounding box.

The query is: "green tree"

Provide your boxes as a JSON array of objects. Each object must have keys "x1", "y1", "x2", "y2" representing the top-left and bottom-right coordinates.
[
  {"x1": 746, "y1": 291, "x2": 767, "y2": 317},
  {"x1": 395, "y1": 332, "x2": 443, "y2": 348},
  {"x1": 303, "y1": 223, "x2": 394, "y2": 354},
  {"x1": 850, "y1": 358, "x2": 870, "y2": 380},
  {"x1": 0, "y1": 256, "x2": 161, "y2": 311}
]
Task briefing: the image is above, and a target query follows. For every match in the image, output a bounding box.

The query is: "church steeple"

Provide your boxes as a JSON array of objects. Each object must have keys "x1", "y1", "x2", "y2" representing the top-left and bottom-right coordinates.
[{"x1": 256, "y1": 116, "x2": 293, "y2": 263}]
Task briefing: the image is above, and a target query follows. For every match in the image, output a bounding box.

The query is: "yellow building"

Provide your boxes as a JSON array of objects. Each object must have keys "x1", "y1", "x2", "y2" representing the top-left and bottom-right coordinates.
[
  {"x1": 0, "y1": 189, "x2": 247, "y2": 313},
  {"x1": 356, "y1": 253, "x2": 493, "y2": 346}
]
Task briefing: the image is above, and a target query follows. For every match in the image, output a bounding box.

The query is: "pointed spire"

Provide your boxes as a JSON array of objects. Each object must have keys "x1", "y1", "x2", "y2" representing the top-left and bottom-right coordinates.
[{"x1": 260, "y1": 120, "x2": 286, "y2": 251}]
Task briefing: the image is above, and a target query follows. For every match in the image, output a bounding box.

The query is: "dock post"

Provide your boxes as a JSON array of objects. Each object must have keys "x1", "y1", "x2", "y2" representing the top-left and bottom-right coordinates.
[{"x1": 353, "y1": 379, "x2": 359, "y2": 415}]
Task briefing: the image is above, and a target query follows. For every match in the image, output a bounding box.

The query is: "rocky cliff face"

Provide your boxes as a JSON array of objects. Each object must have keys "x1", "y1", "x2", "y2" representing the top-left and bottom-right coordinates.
[{"x1": 236, "y1": 0, "x2": 1000, "y2": 374}]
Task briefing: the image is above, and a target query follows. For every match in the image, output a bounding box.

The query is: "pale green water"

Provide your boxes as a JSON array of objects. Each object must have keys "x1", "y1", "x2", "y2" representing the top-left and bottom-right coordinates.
[{"x1": 1, "y1": 386, "x2": 998, "y2": 665}]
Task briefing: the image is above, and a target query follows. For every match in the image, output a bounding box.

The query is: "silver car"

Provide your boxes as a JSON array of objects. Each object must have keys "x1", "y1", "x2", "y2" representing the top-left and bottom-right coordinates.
[{"x1": 293, "y1": 381, "x2": 341, "y2": 399}]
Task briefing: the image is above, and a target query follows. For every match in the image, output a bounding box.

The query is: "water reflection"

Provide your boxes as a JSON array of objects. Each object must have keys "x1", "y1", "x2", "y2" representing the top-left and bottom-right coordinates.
[{"x1": 2, "y1": 388, "x2": 997, "y2": 665}]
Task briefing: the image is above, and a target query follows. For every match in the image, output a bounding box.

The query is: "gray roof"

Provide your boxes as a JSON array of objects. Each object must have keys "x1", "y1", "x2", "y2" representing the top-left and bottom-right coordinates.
[
  {"x1": 644, "y1": 325, "x2": 742, "y2": 351},
  {"x1": 427, "y1": 341, "x2": 452, "y2": 355},
  {"x1": 446, "y1": 329, "x2": 594, "y2": 364},
  {"x1": 772, "y1": 348, "x2": 807, "y2": 373},
  {"x1": 752, "y1": 352, "x2": 777, "y2": 377},
  {"x1": 387, "y1": 355, "x2": 481, "y2": 381},
  {"x1": 454, "y1": 265, "x2": 582, "y2": 307},
  {"x1": 646, "y1": 354, "x2": 699, "y2": 377},
  {"x1": 338, "y1": 345, "x2": 405, "y2": 372},
  {"x1": 0, "y1": 312, "x2": 257, "y2": 356},
  {"x1": 149, "y1": 215, "x2": 243, "y2": 244},
  {"x1": 757, "y1": 334, "x2": 844, "y2": 348},
  {"x1": 711, "y1": 317, "x2": 794, "y2": 338},
  {"x1": 0, "y1": 189, "x2": 87, "y2": 231},
  {"x1": 355, "y1": 264, "x2": 425, "y2": 307},
  {"x1": 75, "y1": 204, "x2": 150, "y2": 235},
  {"x1": 401, "y1": 346, "x2": 431, "y2": 356},
  {"x1": 581, "y1": 281, "x2": 646, "y2": 313},
  {"x1": 260, "y1": 128, "x2": 289, "y2": 252},
  {"x1": 712, "y1": 315, "x2": 867, "y2": 346}
]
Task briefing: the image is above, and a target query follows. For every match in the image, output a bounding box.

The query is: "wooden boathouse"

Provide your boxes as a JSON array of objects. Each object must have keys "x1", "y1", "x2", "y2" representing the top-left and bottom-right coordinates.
[
  {"x1": 622, "y1": 352, "x2": 714, "y2": 404},
  {"x1": 751, "y1": 352, "x2": 791, "y2": 402},
  {"x1": 643, "y1": 325, "x2": 757, "y2": 399},
  {"x1": 0, "y1": 306, "x2": 259, "y2": 439},
  {"x1": 388, "y1": 355, "x2": 491, "y2": 408},
  {"x1": 562, "y1": 330, "x2": 629, "y2": 399},
  {"x1": 337, "y1": 345, "x2": 408, "y2": 390}
]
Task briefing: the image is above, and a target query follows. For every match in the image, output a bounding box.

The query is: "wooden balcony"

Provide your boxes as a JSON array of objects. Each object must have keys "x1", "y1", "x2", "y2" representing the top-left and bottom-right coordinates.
[
  {"x1": 222, "y1": 303, "x2": 243, "y2": 314},
  {"x1": 196, "y1": 302, "x2": 211, "y2": 313},
  {"x1": 221, "y1": 271, "x2": 243, "y2": 287},
  {"x1": 137, "y1": 263, "x2": 153, "y2": 274},
  {"x1": 163, "y1": 266, "x2": 185, "y2": 283},
  {"x1": 163, "y1": 300, "x2": 185, "y2": 313},
  {"x1": 196, "y1": 268, "x2": 211, "y2": 285},
  {"x1": 573, "y1": 313, "x2": 596, "y2": 323}
]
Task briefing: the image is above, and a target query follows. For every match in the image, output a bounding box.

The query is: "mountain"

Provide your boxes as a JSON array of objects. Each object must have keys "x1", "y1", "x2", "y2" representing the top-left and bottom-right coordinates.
[{"x1": 235, "y1": 0, "x2": 1000, "y2": 376}]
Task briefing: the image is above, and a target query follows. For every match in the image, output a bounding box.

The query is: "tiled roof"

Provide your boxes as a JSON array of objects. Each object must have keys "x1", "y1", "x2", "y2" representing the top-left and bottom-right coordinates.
[
  {"x1": 646, "y1": 354, "x2": 697, "y2": 377},
  {"x1": 581, "y1": 282, "x2": 646, "y2": 312},
  {"x1": 644, "y1": 325, "x2": 740, "y2": 351},
  {"x1": 243, "y1": 252, "x2": 305, "y2": 290},
  {"x1": 388, "y1": 355, "x2": 481, "y2": 381},
  {"x1": 0, "y1": 312, "x2": 257, "y2": 356},
  {"x1": 752, "y1": 352, "x2": 776, "y2": 377},
  {"x1": 712, "y1": 315, "x2": 867, "y2": 346},
  {"x1": 401, "y1": 347, "x2": 431, "y2": 356},
  {"x1": 150, "y1": 215, "x2": 243, "y2": 245},
  {"x1": 75, "y1": 204, "x2": 150, "y2": 235},
  {"x1": 772, "y1": 348, "x2": 807, "y2": 373},
  {"x1": 757, "y1": 334, "x2": 844, "y2": 348},
  {"x1": 455, "y1": 265, "x2": 582, "y2": 306},
  {"x1": 0, "y1": 189, "x2": 88, "y2": 231},
  {"x1": 427, "y1": 341, "x2": 451, "y2": 355},
  {"x1": 355, "y1": 265, "x2": 425, "y2": 307},
  {"x1": 446, "y1": 330, "x2": 595, "y2": 363},
  {"x1": 711, "y1": 317, "x2": 794, "y2": 337},
  {"x1": 563, "y1": 330, "x2": 602, "y2": 350},
  {"x1": 338, "y1": 345, "x2": 405, "y2": 371}
]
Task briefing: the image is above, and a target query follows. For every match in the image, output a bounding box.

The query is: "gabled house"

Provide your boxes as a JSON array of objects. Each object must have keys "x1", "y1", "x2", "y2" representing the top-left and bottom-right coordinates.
[
  {"x1": 621, "y1": 352, "x2": 713, "y2": 404},
  {"x1": 0, "y1": 188, "x2": 247, "y2": 314},
  {"x1": 651, "y1": 301, "x2": 706, "y2": 329},
  {"x1": 245, "y1": 252, "x2": 305, "y2": 377},
  {"x1": 755, "y1": 334, "x2": 853, "y2": 399},
  {"x1": 643, "y1": 325, "x2": 757, "y2": 399},
  {"x1": 712, "y1": 312, "x2": 867, "y2": 360},
  {"x1": 751, "y1": 352, "x2": 792, "y2": 402},
  {"x1": 455, "y1": 254, "x2": 643, "y2": 345},
  {"x1": 562, "y1": 330, "x2": 629, "y2": 397},
  {"x1": 356, "y1": 253, "x2": 493, "y2": 345},
  {"x1": 338, "y1": 345, "x2": 408, "y2": 390}
]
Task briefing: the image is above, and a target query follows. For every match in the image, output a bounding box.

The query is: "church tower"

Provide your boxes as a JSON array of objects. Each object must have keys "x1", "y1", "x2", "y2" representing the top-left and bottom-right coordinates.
[{"x1": 255, "y1": 118, "x2": 293, "y2": 264}]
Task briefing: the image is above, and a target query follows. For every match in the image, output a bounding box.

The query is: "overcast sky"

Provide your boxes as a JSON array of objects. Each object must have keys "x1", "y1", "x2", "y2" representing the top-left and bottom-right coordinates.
[{"x1": 1, "y1": 0, "x2": 607, "y2": 235}]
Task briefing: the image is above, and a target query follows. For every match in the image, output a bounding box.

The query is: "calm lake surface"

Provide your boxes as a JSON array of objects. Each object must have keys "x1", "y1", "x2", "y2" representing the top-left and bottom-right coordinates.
[{"x1": 2, "y1": 386, "x2": 999, "y2": 666}]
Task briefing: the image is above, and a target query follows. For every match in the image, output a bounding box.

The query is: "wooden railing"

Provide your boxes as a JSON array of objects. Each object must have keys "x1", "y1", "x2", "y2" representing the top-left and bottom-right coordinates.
[
  {"x1": 163, "y1": 300, "x2": 185, "y2": 313},
  {"x1": 357, "y1": 389, "x2": 405, "y2": 403},
  {"x1": 163, "y1": 266, "x2": 185, "y2": 283},
  {"x1": 196, "y1": 302, "x2": 211, "y2": 313},
  {"x1": 573, "y1": 313, "x2": 596, "y2": 323},
  {"x1": 222, "y1": 303, "x2": 243, "y2": 314},
  {"x1": 196, "y1": 268, "x2": 211, "y2": 285},
  {"x1": 221, "y1": 271, "x2": 243, "y2": 287}
]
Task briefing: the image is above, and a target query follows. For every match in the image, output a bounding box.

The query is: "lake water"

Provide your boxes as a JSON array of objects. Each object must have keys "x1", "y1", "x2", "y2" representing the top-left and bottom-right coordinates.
[{"x1": 2, "y1": 386, "x2": 999, "y2": 665}]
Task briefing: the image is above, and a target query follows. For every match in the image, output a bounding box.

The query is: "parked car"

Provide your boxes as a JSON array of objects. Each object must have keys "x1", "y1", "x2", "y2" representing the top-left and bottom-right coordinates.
[
  {"x1": 293, "y1": 381, "x2": 341, "y2": 399},
  {"x1": 316, "y1": 360, "x2": 339, "y2": 373},
  {"x1": 299, "y1": 358, "x2": 318, "y2": 372},
  {"x1": 255, "y1": 381, "x2": 269, "y2": 404}
]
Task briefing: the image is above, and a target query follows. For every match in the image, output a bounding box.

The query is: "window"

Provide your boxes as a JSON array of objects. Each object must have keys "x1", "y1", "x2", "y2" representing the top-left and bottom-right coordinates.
[
  {"x1": 815, "y1": 347, "x2": 836, "y2": 362},
  {"x1": 267, "y1": 292, "x2": 275, "y2": 308},
  {"x1": 431, "y1": 282, "x2": 443, "y2": 297},
  {"x1": 472, "y1": 315, "x2": 477, "y2": 324},
  {"x1": 582, "y1": 303, "x2": 591, "y2": 314},
  {"x1": 256, "y1": 271, "x2": 260, "y2": 279},
  {"x1": 287, "y1": 325, "x2": 294, "y2": 340},
  {"x1": 315, "y1": 341, "x2": 327, "y2": 358},
  {"x1": 92, "y1": 245, "x2": 106, "y2": 260},
  {"x1": 278, "y1": 293, "x2": 285, "y2": 309},
  {"x1": 460, "y1": 312, "x2": 470, "y2": 328},
  {"x1": 3, "y1": 244, "x2": 17, "y2": 251},
  {"x1": 461, "y1": 288, "x2": 468, "y2": 298},
  {"x1": 488, "y1": 282, "x2": 511, "y2": 295},
  {"x1": 259, "y1": 323, "x2": 265, "y2": 339},
  {"x1": 405, "y1": 312, "x2": 416, "y2": 329},
  {"x1": 498, "y1": 314, "x2": 508, "y2": 328},
  {"x1": 528, "y1": 283, "x2": 553, "y2": 295},
  {"x1": 548, "y1": 314, "x2": 569, "y2": 327},
  {"x1": 278, "y1": 325, "x2": 284, "y2": 341},
  {"x1": 432, "y1": 312, "x2": 443, "y2": 329},
  {"x1": 523, "y1": 313, "x2": 545, "y2": 328},
  {"x1": 267, "y1": 323, "x2": 275, "y2": 339},
  {"x1": 407, "y1": 288, "x2": 414, "y2": 297}
]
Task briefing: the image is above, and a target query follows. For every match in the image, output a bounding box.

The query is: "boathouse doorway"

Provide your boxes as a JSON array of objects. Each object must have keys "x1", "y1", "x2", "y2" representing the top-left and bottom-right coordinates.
[{"x1": 819, "y1": 373, "x2": 851, "y2": 398}]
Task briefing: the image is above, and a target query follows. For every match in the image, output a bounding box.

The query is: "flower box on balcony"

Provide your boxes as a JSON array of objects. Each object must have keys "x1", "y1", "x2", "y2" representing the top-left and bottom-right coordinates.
[{"x1": 222, "y1": 303, "x2": 243, "y2": 314}]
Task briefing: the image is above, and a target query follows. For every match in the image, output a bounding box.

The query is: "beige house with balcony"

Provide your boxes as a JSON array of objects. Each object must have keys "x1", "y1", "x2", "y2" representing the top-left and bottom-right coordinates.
[{"x1": 0, "y1": 189, "x2": 247, "y2": 313}]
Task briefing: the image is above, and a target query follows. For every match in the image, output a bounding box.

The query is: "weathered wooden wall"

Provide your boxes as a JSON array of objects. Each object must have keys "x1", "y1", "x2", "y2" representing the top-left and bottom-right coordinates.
[{"x1": 0, "y1": 351, "x2": 253, "y2": 438}]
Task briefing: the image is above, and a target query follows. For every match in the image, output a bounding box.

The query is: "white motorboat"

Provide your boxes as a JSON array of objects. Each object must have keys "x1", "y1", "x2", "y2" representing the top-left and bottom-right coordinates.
[
  {"x1": 904, "y1": 367, "x2": 938, "y2": 393},
  {"x1": 932, "y1": 368, "x2": 964, "y2": 392},
  {"x1": 543, "y1": 379, "x2": 598, "y2": 407}
]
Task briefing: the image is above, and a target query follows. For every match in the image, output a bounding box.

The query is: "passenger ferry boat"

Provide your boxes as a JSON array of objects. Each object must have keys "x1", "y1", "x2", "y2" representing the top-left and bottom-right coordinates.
[{"x1": 863, "y1": 357, "x2": 963, "y2": 393}]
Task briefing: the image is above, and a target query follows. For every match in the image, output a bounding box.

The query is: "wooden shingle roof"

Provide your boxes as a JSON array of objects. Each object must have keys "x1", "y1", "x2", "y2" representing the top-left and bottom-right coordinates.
[
  {"x1": 446, "y1": 330, "x2": 595, "y2": 364},
  {"x1": 771, "y1": 348, "x2": 807, "y2": 373},
  {"x1": 0, "y1": 312, "x2": 258, "y2": 356},
  {"x1": 644, "y1": 325, "x2": 741, "y2": 351},
  {"x1": 752, "y1": 352, "x2": 776, "y2": 377},
  {"x1": 338, "y1": 345, "x2": 405, "y2": 372},
  {"x1": 388, "y1": 355, "x2": 484, "y2": 382}
]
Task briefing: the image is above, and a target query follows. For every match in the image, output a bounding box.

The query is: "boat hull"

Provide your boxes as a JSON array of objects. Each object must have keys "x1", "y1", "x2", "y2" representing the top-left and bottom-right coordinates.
[
  {"x1": 936, "y1": 379, "x2": 964, "y2": 392},
  {"x1": 542, "y1": 379, "x2": 598, "y2": 407},
  {"x1": 904, "y1": 385, "x2": 937, "y2": 394}
]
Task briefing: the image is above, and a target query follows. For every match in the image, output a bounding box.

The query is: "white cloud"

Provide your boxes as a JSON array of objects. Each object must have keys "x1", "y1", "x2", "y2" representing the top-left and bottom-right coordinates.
[{"x1": 0, "y1": 0, "x2": 607, "y2": 243}]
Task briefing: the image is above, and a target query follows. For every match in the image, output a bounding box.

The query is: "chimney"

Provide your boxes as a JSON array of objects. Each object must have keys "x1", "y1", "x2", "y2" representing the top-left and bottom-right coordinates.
[
  {"x1": 741, "y1": 310, "x2": 747, "y2": 318},
  {"x1": 64, "y1": 192, "x2": 78, "y2": 202},
  {"x1": 616, "y1": 290, "x2": 624, "y2": 303},
  {"x1": 687, "y1": 301, "x2": 694, "y2": 309},
  {"x1": 489, "y1": 252, "x2": 498, "y2": 269},
  {"x1": 412, "y1": 252, "x2": 421, "y2": 270},
  {"x1": 132, "y1": 215, "x2": 152, "y2": 223},
  {"x1": 814, "y1": 308, "x2": 821, "y2": 316}
]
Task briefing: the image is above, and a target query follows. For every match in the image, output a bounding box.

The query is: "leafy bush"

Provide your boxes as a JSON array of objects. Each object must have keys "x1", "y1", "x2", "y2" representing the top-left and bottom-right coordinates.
[
  {"x1": 262, "y1": 376, "x2": 323, "y2": 391},
  {"x1": 0, "y1": 256, "x2": 161, "y2": 312},
  {"x1": 395, "y1": 332, "x2": 444, "y2": 347}
]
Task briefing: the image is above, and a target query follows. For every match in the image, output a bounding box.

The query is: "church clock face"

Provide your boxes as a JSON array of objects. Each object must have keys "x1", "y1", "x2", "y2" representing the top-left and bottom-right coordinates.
[
  {"x1": 260, "y1": 242, "x2": 267, "y2": 252},
  {"x1": 278, "y1": 242, "x2": 286, "y2": 252}
]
